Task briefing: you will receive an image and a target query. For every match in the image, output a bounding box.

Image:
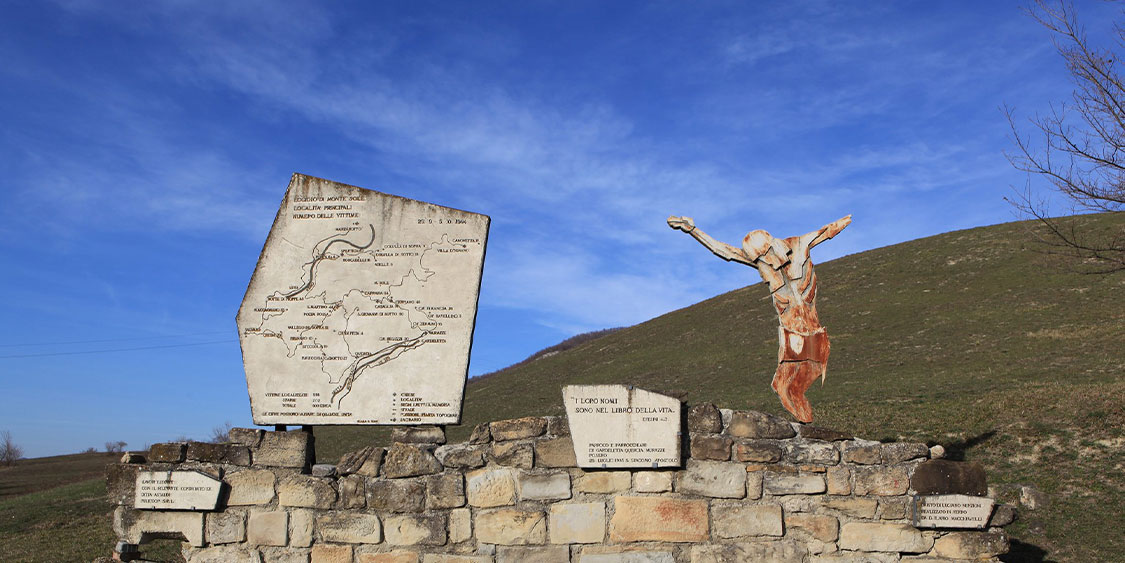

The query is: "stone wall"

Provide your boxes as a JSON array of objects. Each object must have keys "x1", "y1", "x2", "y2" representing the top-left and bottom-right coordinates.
[{"x1": 105, "y1": 405, "x2": 1015, "y2": 562}]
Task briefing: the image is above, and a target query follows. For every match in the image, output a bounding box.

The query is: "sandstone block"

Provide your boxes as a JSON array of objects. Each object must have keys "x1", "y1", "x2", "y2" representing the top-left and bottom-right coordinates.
[
  {"x1": 311, "y1": 544, "x2": 353, "y2": 563},
  {"x1": 711, "y1": 503, "x2": 783, "y2": 538},
  {"x1": 434, "y1": 444, "x2": 486, "y2": 469},
  {"x1": 383, "y1": 514, "x2": 446, "y2": 546},
  {"x1": 105, "y1": 464, "x2": 137, "y2": 506},
  {"x1": 878, "y1": 496, "x2": 909, "y2": 520},
  {"x1": 853, "y1": 465, "x2": 909, "y2": 496},
  {"x1": 318, "y1": 513, "x2": 383, "y2": 544},
  {"x1": 182, "y1": 545, "x2": 258, "y2": 563},
  {"x1": 826, "y1": 465, "x2": 851, "y2": 495},
  {"x1": 633, "y1": 471, "x2": 674, "y2": 493},
  {"x1": 838, "y1": 522, "x2": 932, "y2": 553},
  {"x1": 384, "y1": 443, "x2": 443, "y2": 478},
  {"x1": 490, "y1": 417, "x2": 548, "y2": 441},
  {"x1": 247, "y1": 511, "x2": 288, "y2": 547},
  {"x1": 187, "y1": 441, "x2": 251, "y2": 465},
  {"x1": 824, "y1": 496, "x2": 879, "y2": 518},
  {"x1": 465, "y1": 467, "x2": 518, "y2": 507},
  {"x1": 254, "y1": 547, "x2": 309, "y2": 563},
  {"x1": 732, "y1": 440, "x2": 784, "y2": 463},
  {"x1": 339, "y1": 447, "x2": 385, "y2": 477},
  {"x1": 549, "y1": 501, "x2": 605, "y2": 544},
  {"x1": 675, "y1": 460, "x2": 747, "y2": 498},
  {"x1": 784, "y1": 513, "x2": 839, "y2": 542},
  {"x1": 763, "y1": 472, "x2": 826, "y2": 495},
  {"x1": 148, "y1": 442, "x2": 187, "y2": 463},
  {"x1": 391, "y1": 426, "x2": 446, "y2": 444},
  {"x1": 426, "y1": 472, "x2": 466, "y2": 509},
  {"x1": 726, "y1": 410, "x2": 796, "y2": 439},
  {"x1": 687, "y1": 402, "x2": 722, "y2": 433},
  {"x1": 119, "y1": 509, "x2": 205, "y2": 547},
  {"x1": 448, "y1": 507, "x2": 472, "y2": 543},
  {"x1": 534, "y1": 436, "x2": 577, "y2": 468},
  {"x1": 574, "y1": 470, "x2": 631, "y2": 493},
  {"x1": 468, "y1": 422, "x2": 491, "y2": 444},
  {"x1": 690, "y1": 434, "x2": 733, "y2": 461},
  {"x1": 422, "y1": 555, "x2": 492, "y2": 563},
  {"x1": 255, "y1": 431, "x2": 313, "y2": 468},
  {"x1": 910, "y1": 459, "x2": 987, "y2": 496},
  {"x1": 358, "y1": 551, "x2": 420, "y2": 563},
  {"x1": 932, "y1": 531, "x2": 1009, "y2": 559},
  {"x1": 881, "y1": 442, "x2": 929, "y2": 464},
  {"x1": 279, "y1": 475, "x2": 337, "y2": 508},
  {"x1": 339, "y1": 474, "x2": 367, "y2": 509},
  {"x1": 226, "y1": 469, "x2": 277, "y2": 506},
  {"x1": 367, "y1": 478, "x2": 426, "y2": 513},
  {"x1": 578, "y1": 551, "x2": 674, "y2": 563},
  {"x1": 689, "y1": 540, "x2": 804, "y2": 563},
  {"x1": 746, "y1": 470, "x2": 763, "y2": 499},
  {"x1": 798, "y1": 425, "x2": 851, "y2": 441},
  {"x1": 206, "y1": 512, "x2": 245, "y2": 545},
  {"x1": 545, "y1": 415, "x2": 570, "y2": 436},
  {"x1": 519, "y1": 471, "x2": 571, "y2": 501},
  {"x1": 490, "y1": 440, "x2": 534, "y2": 468},
  {"x1": 313, "y1": 464, "x2": 338, "y2": 478},
  {"x1": 476, "y1": 508, "x2": 547, "y2": 545},
  {"x1": 842, "y1": 440, "x2": 883, "y2": 465},
  {"x1": 497, "y1": 546, "x2": 569, "y2": 563},
  {"x1": 289, "y1": 509, "x2": 314, "y2": 547},
  {"x1": 989, "y1": 503, "x2": 1018, "y2": 527},
  {"x1": 609, "y1": 496, "x2": 708, "y2": 542},
  {"x1": 228, "y1": 427, "x2": 263, "y2": 447},
  {"x1": 784, "y1": 440, "x2": 840, "y2": 465}
]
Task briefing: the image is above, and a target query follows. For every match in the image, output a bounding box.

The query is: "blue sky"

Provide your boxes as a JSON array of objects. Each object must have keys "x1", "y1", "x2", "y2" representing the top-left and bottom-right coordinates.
[{"x1": 1, "y1": 1, "x2": 1116, "y2": 457}]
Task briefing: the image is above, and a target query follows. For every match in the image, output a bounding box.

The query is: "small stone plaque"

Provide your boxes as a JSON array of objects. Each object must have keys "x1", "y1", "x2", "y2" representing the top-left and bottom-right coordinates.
[
  {"x1": 563, "y1": 385, "x2": 681, "y2": 468},
  {"x1": 912, "y1": 494, "x2": 994, "y2": 529},
  {"x1": 134, "y1": 471, "x2": 222, "y2": 510}
]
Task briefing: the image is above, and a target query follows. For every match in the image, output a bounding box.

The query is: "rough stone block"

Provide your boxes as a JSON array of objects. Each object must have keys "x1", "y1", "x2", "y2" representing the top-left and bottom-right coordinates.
[
  {"x1": 687, "y1": 402, "x2": 722, "y2": 433},
  {"x1": 206, "y1": 512, "x2": 245, "y2": 545},
  {"x1": 519, "y1": 471, "x2": 571, "y2": 501},
  {"x1": 732, "y1": 440, "x2": 784, "y2": 463},
  {"x1": 842, "y1": 440, "x2": 883, "y2": 465},
  {"x1": 313, "y1": 464, "x2": 338, "y2": 478},
  {"x1": 426, "y1": 472, "x2": 465, "y2": 509},
  {"x1": 358, "y1": 552, "x2": 420, "y2": 563},
  {"x1": 811, "y1": 555, "x2": 897, "y2": 563},
  {"x1": 367, "y1": 477, "x2": 426, "y2": 513},
  {"x1": 476, "y1": 508, "x2": 547, "y2": 545},
  {"x1": 726, "y1": 410, "x2": 796, "y2": 439},
  {"x1": 422, "y1": 555, "x2": 492, "y2": 563},
  {"x1": 465, "y1": 467, "x2": 518, "y2": 507},
  {"x1": 853, "y1": 465, "x2": 909, "y2": 496},
  {"x1": 838, "y1": 522, "x2": 932, "y2": 553},
  {"x1": 675, "y1": 460, "x2": 747, "y2": 498},
  {"x1": 910, "y1": 459, "x2": 987, "y2": 496},
  {"x1": 255, "y1": 430, "x2": 313, "y2": 468},
  {"x1": 574, "y1": 470, "x2": 631, "y2": 494},
  {"x1": 391, "y1": 426, "x2": 446, "y2": 444},
  {"x1": 383, "y1": 514, "x2": 447, "y2": 546},
  {"x1": 549, "y1": 502, "x2": 605, "y2": 544},
  {"x1": 318, "y1": 513, "x2": 383, "y2": 544},
  {"x1": 689, "y1": 540, "x2": 804, "y2": 563},
  {"x1": 258, "y1": 547, "x2": 312, "y2": 563},
  {"x1": 711, "y1": 503, "x2": 783, "y2": 538},
  {"x1": 932, "y1": 531, "x2": 1009, "y2": 559},
  {"x1": 798, "y1": 425, "x2": 851, "y2": 442},
  {"x1": 247, "y1": 511, "x2": 288, "y2": 547},
  {"x1": 633, "y1": 471, "x2": 674, "y2": 493},
  {"x1": 497, "y1": 546, "x2": 570, "y2": 563},
  {"x1": 989, "y1": 503, "x2": 1018, "y2": 527},
  {"x1": 468, "y1": 423, "x2": 492, "y2": 444},
  {"x1": 105, "y1": 464, "x2": 138, "y2": 506},
  {"x1": 763, "y1": 472, "x2": 826, "y2": 495},
  {"x1": 578, "y1": 551, "x2": 674, "y2": 563},
  {"x1": 290, "y1": 509, "x2": 314, "y2": 547},
  {"x1": 148, "y1": 442, "x2": 187, "y2": 463},
  {"x1": 228, "y1": 428, "x2": 263, "y2": 447},
  {"x1": 311, "y1": 544, "x2": 353, "y2": 563},
  {"x1": 881, "y1": 442, "x2": 929, "y2": 464},
  {"x1": 279, "y1": 475, "x2": 337, "y2": 508},
  {"x1": 690, "y1": 434, "x2": 733, "y2": 461},
  {"x1": 182, "y1": 545, "x2": 258, "y2": 563},
  {"x1": 785, "y1": 513, "x2": 839, "y2": 542},
  {"x1": 339, "y1": 474, "x2": 367, "y2": 509},
  {"x1": 490, "y1": 440, "x2": 534, "y2": 468},
  {"x1": 337, "y1": 447, "x2": 384, "y2": 477},
  {"x1": 490, "y1": 417, "x2": 548, "y2": 441},
  {"x1": 187, "y1": 441, "x2": 251, "y2": 466},
  {"x1": 434, "y1": 444, "x2": 486, "y2": 469},
  {"x1": 746, "y1": 470, "x2": 763, "y2": 500},
  {"x1": 448, "y1": 507, "x2": 472, "y2": 543},
  {"x1": 534, "y1": 436, "x2": 577, "y2": 468},
  {"x1": 609, "y1": 496, "x2": 708, "y2": 542},
  {"x1": 784, "y1": 440, "x2": 840, "y2": 465},
  {"x1": 383, "y1": 443, "x2": 443, "y2": 479},
  {"x1": 119, "y1": 509, "x2": 205, "y2": 547},
  {"x1": 823, "y1": 496, "x2": 879, "y2": 518},
  {"x1": 878, "y1": 496, "x2": 909, "y2": 520},
  {"x1": 826, "y1": 465, "x2": 851, "y2": 495},
  {"x1": 545, "y1": 415, "x2": 570, "y2": 436}
]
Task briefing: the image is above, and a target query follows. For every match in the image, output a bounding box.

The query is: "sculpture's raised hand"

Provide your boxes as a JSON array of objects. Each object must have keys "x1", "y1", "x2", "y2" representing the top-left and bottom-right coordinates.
[{"x1": 667, "y1": 215, "x2": 695, "y2": 232}]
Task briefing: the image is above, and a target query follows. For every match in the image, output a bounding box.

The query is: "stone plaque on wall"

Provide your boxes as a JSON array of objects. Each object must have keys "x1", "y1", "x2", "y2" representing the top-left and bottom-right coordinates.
[
  {"x1": 563, "y1": 385, "x2": 681, "y2": 468},
  {"x1": 237, "y1": 173, "x2": 489, "y2": 425},
  {"x1": 912, "y1": 494, "x2": 994, "y2": 529},
  {"x1": 134, "y1": 471, "x2": 222, "y2": 510}
]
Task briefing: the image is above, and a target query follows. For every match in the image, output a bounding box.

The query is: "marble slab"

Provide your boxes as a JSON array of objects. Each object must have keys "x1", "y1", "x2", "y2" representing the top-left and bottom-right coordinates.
[
  {"x1": 563, "y1": 385, "x2": 681, "y2": 468},
  {"x1": 912, "y1": 494, "x2": 994, "y2": 529},
  {"x1": 134, "y1": 471, "x2": 222, "y2": 510}
]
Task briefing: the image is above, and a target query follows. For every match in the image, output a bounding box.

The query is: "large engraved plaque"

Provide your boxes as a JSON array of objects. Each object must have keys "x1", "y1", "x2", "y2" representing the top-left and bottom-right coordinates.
[
  {"x1": 238, "y1": 174, "x2": 489, "y2": 425},
  {"x1": 563, "y1": 385, "x2": 681, "y2": 468}
]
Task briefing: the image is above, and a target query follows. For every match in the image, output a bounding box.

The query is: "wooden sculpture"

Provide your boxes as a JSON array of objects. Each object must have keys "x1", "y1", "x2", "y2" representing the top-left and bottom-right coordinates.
[{"x1": 668, "y1": 214, "x2": 852, "y2": 422}]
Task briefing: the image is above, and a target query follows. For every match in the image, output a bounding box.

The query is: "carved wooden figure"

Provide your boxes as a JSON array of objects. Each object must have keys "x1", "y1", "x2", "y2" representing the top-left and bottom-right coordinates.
[{"x1": 668, "y1": 214, "x2": 852, "y2": 422}]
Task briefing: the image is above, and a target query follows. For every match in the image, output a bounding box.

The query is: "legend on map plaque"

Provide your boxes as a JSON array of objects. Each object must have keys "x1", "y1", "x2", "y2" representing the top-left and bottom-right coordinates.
[
  {"x1": 563, "y1": 385, "x2": 682, "y2": 469},
  {"x1": 237, "y1": 174, "x2": 489, "y2": 425}
]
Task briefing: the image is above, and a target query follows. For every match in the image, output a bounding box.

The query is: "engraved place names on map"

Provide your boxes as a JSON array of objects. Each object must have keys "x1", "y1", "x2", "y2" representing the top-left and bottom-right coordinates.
[{"x1": 237, "y1": 174, "x2": 489, "y2": 425}]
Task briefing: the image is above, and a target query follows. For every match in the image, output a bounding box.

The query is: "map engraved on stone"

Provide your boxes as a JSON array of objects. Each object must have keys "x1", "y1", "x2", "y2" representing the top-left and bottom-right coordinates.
[
  {"x1": 134, "y1": 471, "x2": 222, "y2": 511},
  {"x1": 237, "y1": 173, "x2": 489, "y2": 425},
  {"x1": 911, "y1": 494, "x2": 995, "y2": 529},
  {"x1": 563, "y1": 385, "x2": 682, "y2": 468}
]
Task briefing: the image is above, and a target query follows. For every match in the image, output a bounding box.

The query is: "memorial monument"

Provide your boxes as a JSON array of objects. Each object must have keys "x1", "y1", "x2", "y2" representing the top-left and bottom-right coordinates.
[
  {"x1": 237, "y1": 173, "x2": 489, "y2": 425},
  {"x1": 668, "y1": 214, "x2": 851, "y2": 422}
]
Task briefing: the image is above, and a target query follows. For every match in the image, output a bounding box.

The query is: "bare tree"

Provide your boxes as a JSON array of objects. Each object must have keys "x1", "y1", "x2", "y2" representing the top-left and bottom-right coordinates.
[
  {"x1": 1, "y1": 430, "x2": 24, "y2": 466},
  {"x1": 210, "y1": 422, "x2": 234, "y2": 443},
  {"x1": 105, "y1": 440, "x2": 127, "y2": 454},
  {"x1": 1006, "y1": 0, "x2": 1125, "y2": 273}
]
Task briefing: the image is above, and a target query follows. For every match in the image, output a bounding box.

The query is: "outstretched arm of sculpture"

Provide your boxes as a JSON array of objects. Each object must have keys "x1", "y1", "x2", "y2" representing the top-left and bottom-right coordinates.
[
  {"x1": 668, "y1": 216, "x2": 754, "y2": 265},
  {"x1": 800, "y1": 215, "x2": 853, "y2": 250}
]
